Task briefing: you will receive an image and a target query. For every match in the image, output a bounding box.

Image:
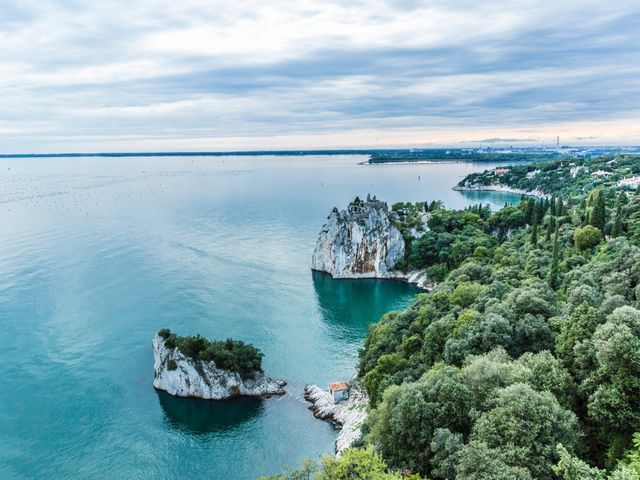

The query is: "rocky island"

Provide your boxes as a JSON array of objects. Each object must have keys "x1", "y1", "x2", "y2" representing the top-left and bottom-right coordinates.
[
  {"x1": 312, "y1": 195, "x2": 431, "y2": 288},
  {"x1": 312, "y1": 195, "x2": 405, "y2": 278},
  {"x1": 153, "y1": 329, "x2": 285, "y2": 400}
]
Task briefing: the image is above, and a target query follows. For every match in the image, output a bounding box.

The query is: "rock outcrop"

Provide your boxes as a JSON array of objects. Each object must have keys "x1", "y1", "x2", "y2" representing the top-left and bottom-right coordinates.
[
  {"x1": 152, "y1": 335, "x2": 286, "y2": 400},
  {"x1": 312, "y1": 198, "x2": 405, "y2": 278},
  {"x1": 388, "y1": 269, "x2": 435, "y2": 290},
  {"x1": 304, "y1": 383, "x2": 368, "y2": 455}
]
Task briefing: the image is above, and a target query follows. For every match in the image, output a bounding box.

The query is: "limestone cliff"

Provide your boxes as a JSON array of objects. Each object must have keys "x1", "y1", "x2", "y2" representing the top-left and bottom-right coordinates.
[
  {"x1": 152, "y1": 335, "x2": 286, "y2": 400},
  {"x1": 312, "y1": 198, "x2": 405, "y2": 278}
]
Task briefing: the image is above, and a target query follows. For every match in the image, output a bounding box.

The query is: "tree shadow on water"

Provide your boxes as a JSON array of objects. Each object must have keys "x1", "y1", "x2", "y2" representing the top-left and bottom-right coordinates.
[{"x1": 157, "y1": 390, "x2": 265, "y2": 435}]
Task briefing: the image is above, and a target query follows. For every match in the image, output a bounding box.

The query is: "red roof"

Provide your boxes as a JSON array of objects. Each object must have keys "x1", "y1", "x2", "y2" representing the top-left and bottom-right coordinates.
[{"x1": 329, "y1": 382, "x2": 348, "y2": 392}]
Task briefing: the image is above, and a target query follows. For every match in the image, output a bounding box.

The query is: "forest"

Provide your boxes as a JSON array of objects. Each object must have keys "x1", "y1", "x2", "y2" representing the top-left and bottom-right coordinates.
[
  {"x1": 158, "y1": 329, "x2": 264, "y2": 379},
  {"x1": 265, "y1": 158, "x2": 640, "y2": 479},
  {"x1": 457, "y1": 154, "x2": 640, "y2": 197}
]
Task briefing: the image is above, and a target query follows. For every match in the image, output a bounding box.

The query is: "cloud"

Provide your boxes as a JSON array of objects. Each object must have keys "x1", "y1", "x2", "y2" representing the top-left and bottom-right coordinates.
[{"x1": 0, "y1": 0, "x2": 639, "y2": 152}]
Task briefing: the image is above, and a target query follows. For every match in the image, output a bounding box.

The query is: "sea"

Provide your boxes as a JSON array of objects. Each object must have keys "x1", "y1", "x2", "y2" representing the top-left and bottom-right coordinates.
[{"x1": 0, "y1": 154, "x2": 521, "y2": 479}]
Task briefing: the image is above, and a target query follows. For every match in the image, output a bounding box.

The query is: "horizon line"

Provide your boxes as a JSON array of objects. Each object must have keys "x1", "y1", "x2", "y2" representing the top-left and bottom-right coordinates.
[{"x1": 1, "y1": 145, "x2": 639, "y2": 159}]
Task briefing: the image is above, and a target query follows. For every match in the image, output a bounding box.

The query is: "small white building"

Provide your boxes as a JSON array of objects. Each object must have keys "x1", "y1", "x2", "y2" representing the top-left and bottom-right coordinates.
[
  {"x1": 570, "y1": 165, "x2": 582, "y2": 178},
  {"x1": 329, "y1": 382, "x2": 349, "y2": 403}
]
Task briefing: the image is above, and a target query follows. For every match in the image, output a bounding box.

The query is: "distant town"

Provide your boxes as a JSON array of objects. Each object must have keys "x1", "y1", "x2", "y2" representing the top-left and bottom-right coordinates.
[{"x1": 1, "y1": 145, "x2": 640, "y2": 160}]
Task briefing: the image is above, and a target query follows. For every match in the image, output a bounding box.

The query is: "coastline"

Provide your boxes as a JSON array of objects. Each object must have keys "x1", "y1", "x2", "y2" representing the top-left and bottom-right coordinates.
[
  {"x1": 359, "y1": 159, "x2": 470, "y2": 166},
  {"x1": 311, "y1": 267, "x2": 434, "y2": 291},
  {"x1": 304, "y1": 382, "x2": 369, "y2": 455},
  {"x1": 453, "y1": 183, "x2": 547, "y2": 198}
]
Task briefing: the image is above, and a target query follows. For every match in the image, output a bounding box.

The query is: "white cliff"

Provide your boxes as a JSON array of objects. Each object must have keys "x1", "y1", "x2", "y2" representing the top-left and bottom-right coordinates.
[
  {"x1": 312, "y1": 198, "x2": 405, "y2": 279},
  {"x1": 304, "y1": 383, "x2": 368, "y2": 455},
  {"x1": 152, "y1": 335, "x2": 286, "y2": 400}
]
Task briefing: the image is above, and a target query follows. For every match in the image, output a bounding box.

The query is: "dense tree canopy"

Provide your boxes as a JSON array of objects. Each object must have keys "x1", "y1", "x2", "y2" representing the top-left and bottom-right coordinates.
[
  {"x1": 158, "y1": 329, "x2": 263, "y2": 379},
  {"x1": 269, "y1": 158, "x2": 640, "y2": 479}
]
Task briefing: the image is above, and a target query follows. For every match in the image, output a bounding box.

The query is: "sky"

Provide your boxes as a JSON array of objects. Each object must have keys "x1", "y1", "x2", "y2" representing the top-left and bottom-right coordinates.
[{"x1": 1, "y1": 0, "x2": 640, "y2": 153}]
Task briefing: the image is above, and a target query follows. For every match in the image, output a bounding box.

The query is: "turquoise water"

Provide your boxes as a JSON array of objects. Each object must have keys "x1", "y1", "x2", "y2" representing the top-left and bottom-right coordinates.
[{"x1": 0, "y1": 155, "x2": 521, "y2": 479}]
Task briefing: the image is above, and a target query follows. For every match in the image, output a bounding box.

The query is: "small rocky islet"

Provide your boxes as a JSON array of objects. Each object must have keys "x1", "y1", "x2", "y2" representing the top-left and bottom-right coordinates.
[{"x1": 152, "y1": 329, "x2": 285, "y2": 400}]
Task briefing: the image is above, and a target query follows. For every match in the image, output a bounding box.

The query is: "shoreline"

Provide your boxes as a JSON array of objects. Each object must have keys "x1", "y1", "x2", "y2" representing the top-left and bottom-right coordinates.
[
  {"x1": 359, "y1": 159, "x2": 473, "y2": 166},
  {"x1": 311, "y1": 268, "x2": 434, "y2": 291},
  {"x1": 453, "y1": 183, "x2": 547, "y2": 198},
  {"x1": 304, "y1": 382, "x2": 369, "y2": 455}
]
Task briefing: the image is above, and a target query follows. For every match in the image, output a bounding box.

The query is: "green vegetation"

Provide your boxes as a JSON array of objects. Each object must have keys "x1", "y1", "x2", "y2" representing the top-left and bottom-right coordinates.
[
  {"x1": 260, "y1": 447, "x2": 424, "y2": 479},
  {"x1": 158, "y1": 329, "x2": 263, "y2": 379},
  {"x1": 458, "y1": 154, "x2": 640, "y2": 197},
  {"x1": 369, "y1": 149, "x2": 564, "y2": 164},
  {"x1": 267, "y1": 155, "x2": 640, "y2": 479},
  {"x1": 356, "y1": 186, "x2": 640, "y2": 479},
  {"x1": 574, "y1": 225, "x2": 602, "y2": 250}
]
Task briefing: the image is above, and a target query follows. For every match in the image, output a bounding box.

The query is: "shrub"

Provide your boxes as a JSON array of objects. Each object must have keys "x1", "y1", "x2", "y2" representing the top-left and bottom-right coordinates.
[
  {"x1": 167, "y1": 359, "x2": 177, "y2": 371},
  {"x1": 158, "y1": 328, "x2": 172, "y2": 339},
  {"x1": 574, "y1": 225, "x2": 602, "y2": 250},
  {"x1": 451, "y1": 282, "x2": 483, "y2": 308},
  {"x1": 159, "y1": 330, "x2": 264, "y2": 379}
]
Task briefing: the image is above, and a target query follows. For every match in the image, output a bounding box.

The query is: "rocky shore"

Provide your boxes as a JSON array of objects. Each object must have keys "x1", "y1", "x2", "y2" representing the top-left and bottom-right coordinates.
[
  {"x1": 384, "y1": 269, "x2": 435, "y2": 290},
  {"x1": 453, "y1": 183, "x2": 547, "y2": 198},
  {"x1": 304, "y1": 382, "x2": 368, "y2": 455},
  {"x1": 152, "y1": 335, "x2": 286, "y2": 400}
]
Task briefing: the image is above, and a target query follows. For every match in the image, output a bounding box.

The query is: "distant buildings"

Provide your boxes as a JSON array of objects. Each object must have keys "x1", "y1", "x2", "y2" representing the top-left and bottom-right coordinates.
[
  {"x1": 617, "y1": 176, "x2": 640, "y2": 189},
  {"x1": 591, "y1": 171, "x2": 612, "y2": 177},
  {"x1": 493, "y1": 167, "x2": 510, "y2": 175},
  {"x1": 570, "y1": 165, "x2": 583, "y2": 178}
]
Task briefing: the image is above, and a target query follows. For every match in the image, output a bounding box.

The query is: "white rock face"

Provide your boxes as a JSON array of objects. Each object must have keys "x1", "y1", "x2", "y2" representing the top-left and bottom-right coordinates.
[
  {"x1": 387, "y1": 269, "x2": 435, "y2": 290},
  {"x1": 304, "y1": 383, "x2": 368, "y2": 455},
  {"x1": 152, "y1": 335, "x2": 286, "y2": 400},
  {"x1": 312, "y1": 200, "x2": 405, "y2": 278}
]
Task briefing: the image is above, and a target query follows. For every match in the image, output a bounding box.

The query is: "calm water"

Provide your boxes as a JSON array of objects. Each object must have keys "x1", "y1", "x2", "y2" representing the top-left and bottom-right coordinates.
[{"x1": 0, "y1": 155, "x2": 520, "y2": 479}]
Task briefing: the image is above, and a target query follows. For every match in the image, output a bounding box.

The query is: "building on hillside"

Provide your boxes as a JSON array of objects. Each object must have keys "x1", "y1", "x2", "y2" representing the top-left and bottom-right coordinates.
[
  {"x1": 329, "y1": 382, "x2": 349, "y2": 403},
  {"x1": 617, "y1": 176, "x2": 640, "y2": 189},
  {"x1": 493, "y1": 168, "x2": 510, "y2": 175},
  {"x1": 570, "y1": 165, "x2": 582, "y2": 178},
  {"x1": 591, "y1": 170, "x2": 611, "y2": 177}
]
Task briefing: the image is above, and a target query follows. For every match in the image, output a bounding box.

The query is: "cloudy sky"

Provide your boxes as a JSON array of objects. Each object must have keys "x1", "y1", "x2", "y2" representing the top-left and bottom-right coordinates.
[{"x1": 1, "y1": 0, "x2": 640, "y2": 152}]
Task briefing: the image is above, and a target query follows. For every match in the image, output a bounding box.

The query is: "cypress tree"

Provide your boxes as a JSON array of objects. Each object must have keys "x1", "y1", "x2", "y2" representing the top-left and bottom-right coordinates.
[
  {"x1": 611, "y1": 194, "x2": 625, "y2": 237},
  {"x1": 536, "y1": 199, "x2": 545, "y2": 224},
  {"x1": 530, "y1": 216, "x2": 538, "y2": 245},
  {"x1": 550, "y1": 196, "x2": 556, "y2": 216},
  {"x1": 590, "y1": 190, "x2": 606, "y2": 231},
  {"x1": 546, "y1": 216, "x2": 556, "y2": 242},
  {"x1": 556, "y1": 196, "x2": 564, "y2": 216},
  {"x1": 524, "y1": 198, "x2": 536, "y2": 224},
  {"x1": 549, "y1": 223, "x2": 560, "y2": 290}
]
